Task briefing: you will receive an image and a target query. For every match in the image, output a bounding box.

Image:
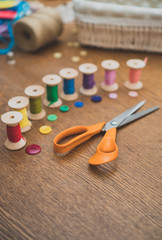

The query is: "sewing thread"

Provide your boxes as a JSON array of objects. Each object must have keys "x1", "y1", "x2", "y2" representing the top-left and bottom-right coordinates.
[
  {"x1": 59, "y1": 68, "x2": 78, "y2": 101},
  {"x1": 83, "y1": 74, "x2": 95, "y2": 89},
  {"x1": 79, "y1": 63, "x2": 98, "y2": 96},
  {"x1": 29, "y1": 97, "x2": 42, "y2": 114},
  {"x1": 47, "y1": 85, "x2": 58, "y2": 105},
  {"x1": 125, "y1": 58, "x2": 146, "y2": 90},
  {"x1": 15, "y1": 107, "x2": 30, "y2": 129},
  {"x1": 129, "y1": 69, "x2": 141, "y2": 83},
  {"x1": 104, "y1": 70, "x2": 116, "y2": 85},
  {"x1": 7, "y1": 124, "x2": 22, "y2": 143},
  {"x1": 63, "y1": 79, "x2": 75, "y2": 94}
]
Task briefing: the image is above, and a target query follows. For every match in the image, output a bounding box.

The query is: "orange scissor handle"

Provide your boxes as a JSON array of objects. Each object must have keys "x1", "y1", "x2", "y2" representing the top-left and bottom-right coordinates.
[
  {"x1": 54, "y1": 122, "x2": 106, "y2": 154},
  {"x1": 88, "y1": 128, "x2": 118, "y2": 165}
]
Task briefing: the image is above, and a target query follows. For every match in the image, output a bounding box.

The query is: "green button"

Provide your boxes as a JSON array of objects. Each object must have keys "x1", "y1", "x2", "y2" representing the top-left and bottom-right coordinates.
[
  {"x1": 59, "y1": 105, "x2": 69, "y2": 112},
  {"x1": 47, "y1": 114, "x2": 57, "y2": 121}
]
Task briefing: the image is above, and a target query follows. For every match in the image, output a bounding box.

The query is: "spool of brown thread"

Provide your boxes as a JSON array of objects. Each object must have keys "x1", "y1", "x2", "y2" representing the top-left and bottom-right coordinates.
[{"x1": 13, "y1": 7, "x2": 63, "y2": 52}]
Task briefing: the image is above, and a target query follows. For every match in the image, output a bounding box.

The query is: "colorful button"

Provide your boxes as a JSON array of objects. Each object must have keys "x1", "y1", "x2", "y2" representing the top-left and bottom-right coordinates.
[
  {"x1": 74, "y1": 101, "x2": 84, "y2": 108},
  {"x1": 67, "y1": 42, "x2": 73, "y2": 47},
  {"x1": 108, "y1": 93, "x2": 118, "y2": 99},
  {"x1": 53, "y1": 52, "x2": 62, "y2": 59},
  {"x1": 25, "y1": 144, "x2": 41, "y2": 155},
  {"x1": 47, "y1": 114, "x2": 57, "y2": 121},
  {"x1": 73, "y1": 41, "x2": 80, "y2": 47},
  {"x1": 39, "y1": 125, "x2": 52, "y2": 134},
  {"x1": 59, "y1": 105, "x2": 69, "y2": 112},
  {"x1": 91, "y1": 95, "x2": 102, "y2": 102},
  {"x1": 128, "y1": 91, "x2": 138, "y2": 98},
  {"x1": 71, "y1": 56, "x2": 80, "y2": 63},
  {"x1": 79, "y1": 50, "x2": 88, "y2": 57}
]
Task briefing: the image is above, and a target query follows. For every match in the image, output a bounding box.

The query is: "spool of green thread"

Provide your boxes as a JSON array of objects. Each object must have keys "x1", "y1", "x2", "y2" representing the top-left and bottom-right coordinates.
[
  {"x1": 42, "y1": 74, "x2": 62, "y2": 108},
  {"x1": 29, "y1": 97, "x2": 42, "y2": 114},
  {"x1": 47, "y1": 85, "x2": 58, "y2": 106},
  {"x1": 24, "y1": 85, "x2": 46, "y2": 120}
]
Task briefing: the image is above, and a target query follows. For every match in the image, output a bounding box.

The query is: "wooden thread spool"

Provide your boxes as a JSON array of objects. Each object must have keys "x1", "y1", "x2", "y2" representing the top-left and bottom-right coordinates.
[
  {"x1": 101, "y1": 60, "x2": 119, "y2": 92},
  {"x1": 8, "y1": 96, "x2": 32, "y2": 133},
  {"x1": 1, "y1": 111, "x2": 26, "y2": 150},
  {"x1": 24, "y1": 85, "x2": 46, "y2": 120},
  {"x1": 79, "y1": 63, "x2": 98, "y2": 96},
  {"x1": 59, "y1": 68, "x2": 78, "y2": 101},
  {"x1": 125, "y1": 59, "x2": 146, "y2": 90},
  {"x1": 13, "y1": 7, "x2": 63, "y2": 52},
  {"x1": 42, "y1": 74, "x2": 62, "y2": 108}
]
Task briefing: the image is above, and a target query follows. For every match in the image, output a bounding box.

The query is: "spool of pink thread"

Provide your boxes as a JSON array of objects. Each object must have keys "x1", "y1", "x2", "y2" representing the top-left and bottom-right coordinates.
[
  {"x1": 101, "y1": 60, "x2": 119, "y2": 92},
  {"x1": 125, "y1": 59, "x2": 146, "y2": 90}
]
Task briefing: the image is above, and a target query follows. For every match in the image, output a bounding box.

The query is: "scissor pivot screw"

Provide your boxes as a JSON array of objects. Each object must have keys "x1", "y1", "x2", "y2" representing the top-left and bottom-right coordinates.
[{"x1": 111, "y1": 120, "x2": 117, "y2": 125}]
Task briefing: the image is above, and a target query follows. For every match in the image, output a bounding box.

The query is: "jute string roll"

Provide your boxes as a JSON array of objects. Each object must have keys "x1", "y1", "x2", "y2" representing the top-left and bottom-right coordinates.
[{"x1": 13, "y1": 7, "x2": 63, "y2": 51}]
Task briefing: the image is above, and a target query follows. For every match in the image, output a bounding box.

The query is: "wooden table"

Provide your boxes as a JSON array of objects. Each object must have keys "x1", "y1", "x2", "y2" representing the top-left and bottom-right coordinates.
[{"x1": 0, "y1": 4, "x2": 161, "y2": 240}]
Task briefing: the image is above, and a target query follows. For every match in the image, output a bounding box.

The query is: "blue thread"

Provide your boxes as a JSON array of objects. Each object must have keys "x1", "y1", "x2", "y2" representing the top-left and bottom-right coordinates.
[{"x1": 63, "y1": 79, "x2": 75, "y2": 94}]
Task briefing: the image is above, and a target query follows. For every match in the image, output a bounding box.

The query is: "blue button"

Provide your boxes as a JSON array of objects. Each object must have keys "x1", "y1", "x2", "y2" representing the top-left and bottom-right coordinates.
[
  {"x1": 91, "y1": 95, "x2": 102, "y2": 102},
  {"x1": 74, "y1": 101, "x2": 84, "y2": 108}
]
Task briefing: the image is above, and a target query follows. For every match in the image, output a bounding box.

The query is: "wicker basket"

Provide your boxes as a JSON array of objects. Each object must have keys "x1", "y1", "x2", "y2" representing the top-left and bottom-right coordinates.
[{"x1": 73, "y1": 0, "x2": 162, "y2": 52}]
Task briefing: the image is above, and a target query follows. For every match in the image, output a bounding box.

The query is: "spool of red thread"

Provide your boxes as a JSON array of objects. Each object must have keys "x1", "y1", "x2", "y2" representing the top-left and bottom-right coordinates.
[
  {"x1": 1, "y1": 111, "x2": 26, "y2": 150},
  {"x1": 125, "y1": 59, "x2": 146, "y2": 90}
]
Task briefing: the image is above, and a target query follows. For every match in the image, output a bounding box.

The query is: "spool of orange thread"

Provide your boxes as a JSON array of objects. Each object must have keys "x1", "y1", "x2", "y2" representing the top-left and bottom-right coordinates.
[
  {"x1": 125, "y1": 59, "x2": 146, "y2": 90},
  {"x1": 1, "y1": 111, "x2": 26, "y2": 150}
]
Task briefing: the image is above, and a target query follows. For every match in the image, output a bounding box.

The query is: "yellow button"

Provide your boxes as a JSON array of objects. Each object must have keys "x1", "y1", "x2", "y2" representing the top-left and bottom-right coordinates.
[
  {"x1": 53, "y1": 52, "x2": 62, "y2": 59},
  {"x1": 39, "y1": 125, "x2": 52, "y2": 134},
  {"x1": 71, "y1": 56, "x2": 80, "y2": 63}
]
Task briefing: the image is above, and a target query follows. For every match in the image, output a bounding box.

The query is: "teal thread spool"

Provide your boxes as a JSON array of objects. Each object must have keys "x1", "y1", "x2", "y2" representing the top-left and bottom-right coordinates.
[
  {"x1": 59, "y1": 68, "x2": 78, "y2": 101},
  {"x1": 25, "y1": 85, "x2": 46, "y2": 120},
  {"x1": 42, "y1": 74, "x2": 62, "y2": 108}
]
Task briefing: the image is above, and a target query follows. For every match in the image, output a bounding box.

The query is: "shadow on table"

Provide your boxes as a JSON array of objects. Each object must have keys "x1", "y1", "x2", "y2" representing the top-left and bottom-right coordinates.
[{"x1": 88, "y1": 160, "x2": 118, "y2": 179}]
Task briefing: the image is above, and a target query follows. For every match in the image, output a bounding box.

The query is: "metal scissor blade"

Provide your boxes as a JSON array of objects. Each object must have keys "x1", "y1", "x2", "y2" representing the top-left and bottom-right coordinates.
[
  {"x1": 118, "y1": 106, "x2": 159, "y2": 127},
  {"x1": 102, "y1": 100, "x2": 146, "y2": 132}
]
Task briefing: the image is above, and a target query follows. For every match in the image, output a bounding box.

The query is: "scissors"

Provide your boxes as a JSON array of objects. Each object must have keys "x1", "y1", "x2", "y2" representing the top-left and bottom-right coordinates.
[{"x1": 54, "y1": 100, "x2": 159, "y2": 165}]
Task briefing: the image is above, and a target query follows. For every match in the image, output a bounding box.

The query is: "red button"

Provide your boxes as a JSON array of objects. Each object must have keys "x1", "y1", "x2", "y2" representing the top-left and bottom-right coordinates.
[{"x1": 25, "y1": 144, "x2": 41, "y2": 155}]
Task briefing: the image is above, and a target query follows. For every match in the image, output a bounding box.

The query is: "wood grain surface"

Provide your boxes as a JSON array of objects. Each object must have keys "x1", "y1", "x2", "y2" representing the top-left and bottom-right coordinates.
[{"x1": 0, "y1": 2, "x2": 162, "y2": 240}]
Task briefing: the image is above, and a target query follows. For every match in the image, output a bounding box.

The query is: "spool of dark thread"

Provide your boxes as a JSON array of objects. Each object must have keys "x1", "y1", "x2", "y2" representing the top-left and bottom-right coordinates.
[
  {"x1": 79, "y1": 63, "x2": 98, "y2": 96},
  {"x1": 13, "y1": 7, "x2": 63, "y2": 52}
]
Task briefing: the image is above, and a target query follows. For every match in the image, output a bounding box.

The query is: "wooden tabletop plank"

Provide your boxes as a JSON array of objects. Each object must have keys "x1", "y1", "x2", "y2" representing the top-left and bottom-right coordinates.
[{"x1": 0, "y1": 4, "x2": 161, "y2": 240}]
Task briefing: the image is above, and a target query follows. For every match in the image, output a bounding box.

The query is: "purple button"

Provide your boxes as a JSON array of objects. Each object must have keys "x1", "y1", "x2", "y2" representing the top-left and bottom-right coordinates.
[{"x1": 25, "y1": 144, "x2": 41, "y2": 155}]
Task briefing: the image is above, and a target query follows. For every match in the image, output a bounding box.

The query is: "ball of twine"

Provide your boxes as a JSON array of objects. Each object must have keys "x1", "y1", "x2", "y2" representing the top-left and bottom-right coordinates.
[{"x1": 13, "y1": 7, "x2": 63, "y2": 52}]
